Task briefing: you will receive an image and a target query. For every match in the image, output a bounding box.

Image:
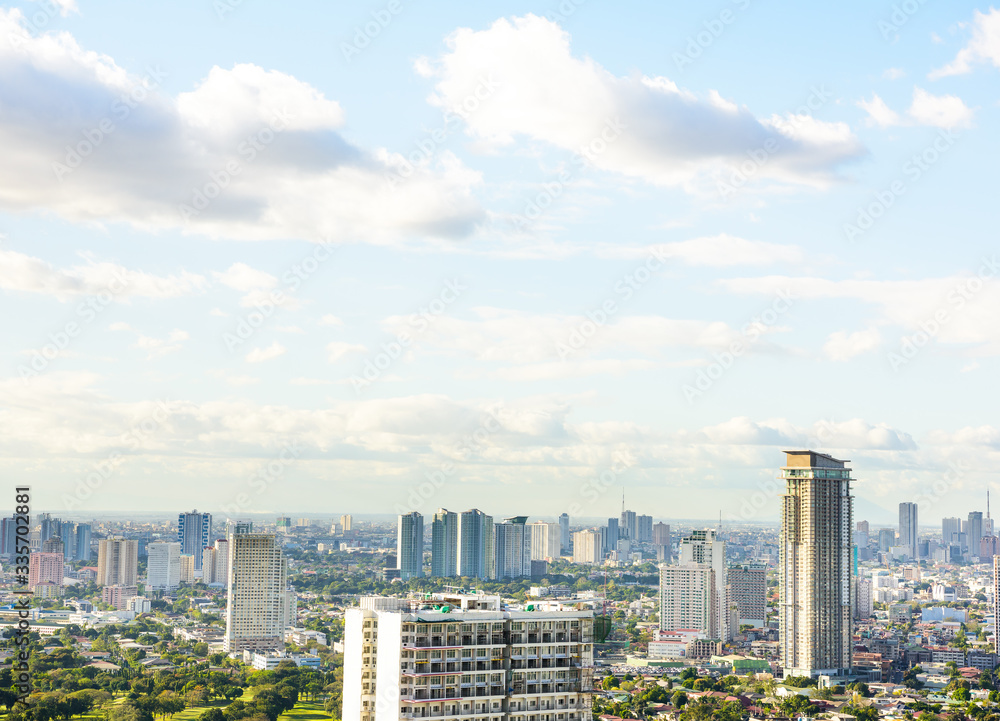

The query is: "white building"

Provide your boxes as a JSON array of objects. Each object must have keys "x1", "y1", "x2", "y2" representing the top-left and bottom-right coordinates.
[
  {"x1": 127, "y1": 596, "x2": 152, "y2": 614},
  {"x1": 855, "y1": 577, "x2": 873, "y2": 619},
  {"x1": 202, "y1": 538, "x2": 229, "y2": 587},
  {"x1": 530, "y1": 521, "x2": 561, "y2": 561},
  {"x1": 779, "y1": 450, "x2": 854, "y2": 678},
  {"x1": 343, "y1": 594, "x2": 593, "y2": 721},
  {"x1": 146, "y1": 541, "x2": 181, "y2": 591},
  {"x1": 571, "y1": 530, "x2": 602, "y2": 565},
  {"x1": 679, "y1": 529, "x2": 731, "y2": 640},
  {"x1": 244, "y1": 650, "x2": 322, "y2": 670},
  {"x1": 659, "y1": 564, "x2": 718, "y2": 638},
  {"x1": 224, "y1": 525, "x2": 288, "y2": 653}
]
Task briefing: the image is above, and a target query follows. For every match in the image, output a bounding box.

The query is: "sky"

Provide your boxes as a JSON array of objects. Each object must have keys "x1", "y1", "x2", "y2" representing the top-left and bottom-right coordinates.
[{"x1": 1, "y1": 0, "x2": 998, "y2": 526}]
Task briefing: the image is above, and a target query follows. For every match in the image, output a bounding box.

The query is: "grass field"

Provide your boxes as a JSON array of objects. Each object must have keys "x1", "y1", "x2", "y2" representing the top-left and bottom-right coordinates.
[{"x1": 277, "y1": 700, "x2": 333, "y2": 721}]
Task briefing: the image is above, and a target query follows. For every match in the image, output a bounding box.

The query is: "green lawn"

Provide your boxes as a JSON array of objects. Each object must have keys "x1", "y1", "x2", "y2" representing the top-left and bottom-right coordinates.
[{"x1": 277, "y1": 700, "x2": 333, "y2": 721}]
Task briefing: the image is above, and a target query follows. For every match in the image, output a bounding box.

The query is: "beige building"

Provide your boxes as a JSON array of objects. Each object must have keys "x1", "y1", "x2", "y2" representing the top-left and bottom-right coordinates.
[
  {"x1": 96, "y1": 537, "x2": 138, "y2": 587},
  {"x1": 659, "y1": 564, "x2": 718, "y2": 638},
  {"x1": 179, "y1": 553, "x2": 195, "y2": 583},
  {"x1": 224, "y1": 526, "x2": 288, "y2": 653},
  {"x1": 529, "y1": 520, "x2": 561, "y2": 561},
  {"x1": 779, "y1": 450, "x2": 854, "y2": 678},
  {"x1": 571, "y1": 529, "x2": 602, "y2": 565}
]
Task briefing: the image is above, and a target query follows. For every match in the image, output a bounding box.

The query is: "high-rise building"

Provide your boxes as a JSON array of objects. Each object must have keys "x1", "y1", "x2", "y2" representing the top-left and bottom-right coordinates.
[
  {"x1": 572, "y1": 529, "x2": 602, "y2": 565},
  {"x1": 855, "y1": 577, "x2": 874, "y2": 619},
  {"x1": 679, "y1": 529, "x2": 730, "y2": 640},
  {"x1": 202, "y1": 538, "x2": 229, "y2": 586},
  {"x1": 636, "y1": 515, "x2": 653, "y2": 542},
  {"x1": 178, "y1": 510, "x2": 212, "y2": 570},
  {"x1": 727, "y1": 563, "x2": 767, "y2": 629},
  {"x1": 605, "y1": 518, "x2": 620, "y2": 554},
  {"x1": 39, "y1": 514, "x2": 56, "y2": 545},
  {"x1": 779, "y1": 450, "x2": 854, "y2": 678},
  {"x1": 994, "y1": 557, "x2": 1000, "y2": 644},
  {"x1": 28, "y1": 552, "x2": 63, "y2": 590},
  {"x1": 396, "y1": 512, "x2": 424, "y2": 580},
  {"x1": 75, "y1": 524, "x2": 92, "y2": 562},
  {"x1": 878, "y1": 529, "x2": 896, "y2": 552},
  {"x1": 58, "y1": 522, "x2": 76, "y2": 560},
  {"x1": 620, "y1": 510, "x2": 637, "y2": 540},
  {"x1": 96, "y1": 537, "x2": 138, "y2": 587},
  {"x1": 340, "y1": 514, "x2": 353, "y2": 532},
  {"x1": 943, "y1": 517, "x2": 962, "y2": 546},
  {"x1": 659, "y1": 564, "x2": 717, "y2": 637},
  {"x1": 343, "y1": 594, "x2": 594, "y2": 721},
  {"x1": 276, "y1": 517, "x2": 292, "y2": 534},
  {"x1": 493, "y1": 517, "x2": 531, "y2": 579},
  {"x1": 530, "y1": 521, "x2": 561, "y2": 561},
  {"x1": 969, "y1": 512, "x2": 984, "y2": 560},
  {"x1": 457, "y1": 509, "x2": 493, "y2": 579},
  {"x1": 653, "y1": 522, "x2": 670, "y2": 562},
  {"x1": 559, "y1": 513, "x2": 570, "y2": 552},
  {"x1": 1, "y1": 516, "x2": 17, "y2": 558},
  {"x1": 856, "y1": 520, "x2": 869, "y2": 534},
  {"x1": 146, "y1": 541, "x2": 181, "y2": 591},
  {"x1": 41, "y1": 536, "x2": 64, "y2": 556},
  {"x1": 179, "y1": 554, "x2": 195, "y2": 584},
  {"x1": 224, "y1": 526, "x2": 288, "y2": 653},
  {"x1": 899, "y1": 502, "x2": 918, "y2": 559},
  {"x1": 431, "y1": 508, "x2": 458, "y2": 577}
]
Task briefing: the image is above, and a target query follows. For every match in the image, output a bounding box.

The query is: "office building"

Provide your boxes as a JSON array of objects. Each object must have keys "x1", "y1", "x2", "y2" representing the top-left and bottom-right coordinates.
[
  {"x1": 178, "y1": 510, "x2": 212, "y2": 570},
  {"x1": 679, "y1": 529, "x2": 731, "y2": 641},
  {"x1": 727, "y1": 563, "x2": 767, "y2": 629},
  {"x1": 457, "y1": 509, "x2": 493, "y2": 579},
  {"x1": 604, "y1": 518, "x2": 619, "y2": 554},
  {"x1": 530, "y1": 520, "x2": 561, "y2": 561},
  {"x1": 96, "y1": 537, "x2": 138, "y2": 587},
  {"x1": 343, "y1": 593, "x2": 594, "y2": 721},
  {"x1": 224, "y1": 526, "x2": 288, "y2": 653},
  {"x1": 58, "y1": 521, "x2": 76, "y2": 560},
  {"x1": 179, "y1": 554, "x2": 195, "y2": 583},
  {"x1": 899, "y1": 502, "x2": 918, "y2": 559},
  {"x1": 431, "y1": 508, "x2": 458, "y2": 577},
  {"x1": 494, "y1": 517, "x2": 531, "y2": 579},
  {"x1": 146, "y1": 541, "x2": 181, "y2": 591},
  {"x1": 779, "y1": 450, "x2": 854, "y2": 678},
  {"x1": 396, "y1": 512, "x2": 424, "y2": 580},
  {"x1": 969, "y1": 512, "x2": 984, "y2": 560},
  {"x1": 856, "y1": 520, "x2": 869, "y2": 534},
  {"x1": 878, "y1": 529, "x2": 896, "y2": 552},
  {"x1": 559, "y1": 513, "x2": 570, "y2": 552},
  {"x1": 636, "y1": 515, "x2": 653, "y2": 542},
  {"x1": 620, "y1": 510, "x2": 637, "y2": 540},
  {"x1": 75, "y1": 524, "x2": 92, "y2": 561},
  {"x1": 572, "y1": 529, "x2": 603, "y2": 565},
  {"x1": 1, "y1": 517, "x2": 17, "y2": 557},
  {"x1": 659, "y1": 564, "x2": 717, "y2": 637},
  {"x1": 943, "y1": 517, "x2": 962, "y2": 546},
  {"x1": 28, "y1": 552, "x2": 63, "y2": 590}
]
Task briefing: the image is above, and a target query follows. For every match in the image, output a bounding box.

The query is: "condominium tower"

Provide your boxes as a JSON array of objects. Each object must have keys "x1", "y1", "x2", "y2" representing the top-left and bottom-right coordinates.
[
  {"x1": 779, "y1": 450, "x2": 854, "y2": 678},
  {"x1": 96, "y1": 537, "x2": 138, "y2": 587},
  {"x1": 899, "y1": 502, "x2": 918, "y2": 559},
  {"x1": 431, "y1": 508, "x2": 458, "y2": 577},
  {"x1": 224, "y1": 526, "x2": 289, "y2": 652},
  {"x1": 396, "y1": 512, "x2": 424, "y2": 580},
  {"x1": 178, "y1": 510, "x2": 212, "y2": 570}
]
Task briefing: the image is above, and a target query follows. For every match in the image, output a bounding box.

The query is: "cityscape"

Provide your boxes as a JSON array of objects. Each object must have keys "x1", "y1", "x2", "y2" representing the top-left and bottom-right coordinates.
[{"x1": 2, "y1": 0, "x2": 999, "y2": 721}]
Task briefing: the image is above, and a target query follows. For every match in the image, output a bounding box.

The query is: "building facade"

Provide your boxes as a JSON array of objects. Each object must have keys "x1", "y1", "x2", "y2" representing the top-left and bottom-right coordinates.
[
  {"x1": 530, "y1": 521, "x2": 561, "y2": 561},
  {"x1": 679, "y1": 529, "x2": 731, "y2": 641},
  {"x1": 431, "y1": 508, "x2": 458, "y2": 577},
  {"x1": 224, "y1": 527, "x2": 289, "y2": 653},
  {"x1": 397, "y1": 512, "x2": 424, "y2": 580},
  {"x1": 779, "y1": 450, "x2": 854, "y2": 678},
  {"x1": 178, "y1": 510, "x2": 213, "y2": 570},
  {"x1": 28, "y1": 552, "x2": 63, "y2": 590},
  {"x1": 659, "y1": 564, "x2": 718, "y2": 638},
  {"x1": 571, "y1": 530, "x2": 602, "y2": 565},
  {"x1": 457, "y1": 509, "x2": 493, "y2": 579},
  {"x1": 96, "y1": 537, "x2": 138, "y2": 587},
  {"x1": 899, "y1": 502, "x2": 918, "y2": 559},
  {"x1": 727, "y1": 563, "x2": 767, "y2": 629},
  {"x1": 146, "y1": 541, "x2": 181, "y2": 591},
  {"x1": 343, "y1": 594, "x2": 593, "y2": 721}
]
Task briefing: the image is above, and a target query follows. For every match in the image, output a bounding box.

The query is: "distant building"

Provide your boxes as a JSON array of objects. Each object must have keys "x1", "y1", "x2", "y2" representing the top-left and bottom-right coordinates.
[
  {"x1": 942, "y1": 517, "x2": 962, "y2": 546},
  {"x1": 127, "y1": 596, "x2": 152, "y2": 614},
  {"x1": 396, "y1": 512, "x2": 424, "y2": 580},
  {"x1": 493, "y1": 517, "x2": 531, "y2": 579},
  {"x1": 620, "y1": 510, "x2": 637, "y2": 540},
  {"x1": 559, "y1": 513, "x2": 570, "y2": 552},
  {"x1": 178, "y1": 510, "x2": 213, "y2": 570},
  {"x1": 456, "y1": 509, "x2": 493, "y2": 579},
  {"x1": 96, "y1": 538, "x2": 138, "y2": 587},
  {"x1": 530, "y1": 521, "x2": 561, "y2": 561},
  {"x1": 179, "y1": 554, "x2": 195, "y2": 584},
  {"x1": 969, "y1": 512, "x2": 984, "y2": 560},
  {"x1": 224, "y1": 526, "x2": 288, "y2": 653},
  {"x1": 679, "y1": 529, "x2": 730, "y2": 641},
  {"x1": 636, "y1": 515, "x2": 653, "y2": 542},
  {"x1": 899, "y1": 502, "x2": 918, "y2": 559},
  {"x1": 856, "y1": 577, "x2": 873, "y2": 619},
  {"x1": 727, "y1": 563, "x2": 766, "y2": 629},
  {"x1": 28, "y1": 552, "x2": 63, "y2": 590},
  {"x1": 571, "y1": 529, "x2": 602, "y2": 565},
  {"x1": 430, "y1": 508, "x2": 458, "y2": 577},
  {"x1": 147, "y1": 542, "x2": 181, "y2": 591},
  {"x1": 659, "y1": 564, "x2": 717, "y2": 637},
  {"x1": 102, "y1": 584, "x2": 138, "y2": 610}
]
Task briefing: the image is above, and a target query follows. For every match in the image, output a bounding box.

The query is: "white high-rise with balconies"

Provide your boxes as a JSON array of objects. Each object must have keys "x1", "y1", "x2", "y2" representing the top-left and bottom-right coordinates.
[
  {"x1": 530, "y1": 521, "x2": 561, "y2": 561},
  {"x1": 678, "y1": 529, "x2": 731, "y2": 641},
  {"x1": 779, "y1": 450, "x2": 854, "y2": 678},
  {"x1": 146, "y1": 541, "x2": 181, "y2": 591},
  {"x1": 224, "y1": 524, "x2": 288, "y2": 653},
  {"x1": 343, "y1": 593, "x2": 594, "y2": 721}
]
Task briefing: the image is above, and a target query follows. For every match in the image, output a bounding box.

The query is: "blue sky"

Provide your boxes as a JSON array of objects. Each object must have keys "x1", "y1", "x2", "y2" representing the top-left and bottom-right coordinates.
[{"x1": 1, "y1": 0, "x2": 999, "y2": 526}]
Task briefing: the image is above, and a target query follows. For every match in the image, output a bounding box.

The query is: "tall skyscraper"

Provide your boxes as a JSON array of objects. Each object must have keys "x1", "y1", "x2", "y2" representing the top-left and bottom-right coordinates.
[
  {"x1": 653, "y1": 522, "x2": 671, "y2": 562},
  {"x1": 75, "y1": 524, "x2": 92, "y2": 561},
  {"x1": 679, "y1": 529, "x2": 730, "y2": 640},
  {"x1": 968, "y1": 512, "x2": 984, "y2": 561},
  {"x1": 571, "y1": 529, "x2": 602, "y2": 565},
  {"x1": 605, "y1": 518, "x2": 620, "y2": 554},
  {"x1": 659, "y1": 564, "x2": 717, "y2": 637},
  {"x1": 727, "y1": 563, "x2": 767, "y2": 629},
  {"x1": 493, "y1": 517, "x2": 531, "y2": 579},
  {"x1": 856, "y1": 520, "x2": 869, "y2": 534},
  {"x1": 636, "y1": 515, "x2": 653, "y2": 542},
  {"x1": 530, "y1": 520, "x2": 561, "y2": 561},
  {"x1": 178, "y1": 510, "x2": 212, "y2": 570},
  {"x1": 179, "y1": 554, "x2": 195, "y2": 583},
  {"x1": 0, "y1": 517, "x2": 16, "y2": 558},
  {"x1": 224, "y1": 526, "x2": 288, "y2": 652},
  {"x1": 457, "y1": 509, "x2": 493, "y2": 579},
  {"x1": 147, "y1": 541, "x2": 181, "y2": 591},
  {"x1": 96, "y1": 537, "x2": 138, "y2": 587},
  {"x1": 559, "y1": 513, "x2": 570, "y2": 552},
  {"x1": 942, "y1": 517, "x2": 962, "y2": 546},
  {"x1": 779, "y1": 450, "x2": 854, "y2": 678},
  {"x1": 899, "y1": 502, "x2": 918, "y2": 559},
  {"x1": 431, "y1": 508, "x2": 458, "y2": 577},
  {"x1": 994, "y1": 557, "x2": 1000, "y2": 644},
  {"x1": 396, "y1": 512, "x2": 424, "y2": 580},
  {"x1": 58, "y1": 521, "x2": 76, "y2": 560},
  {"x1": 620, "y1": 510, "x2": 637, "y2": 540},
  {"x1": 41, "y1": 536, "x2": 64, "y2": 556},
  {"x1": 340, "y1": 514, "x2": 353, "y2": 532},
  {"x1": 877, "y1": 528, "x2": 896, "y2": 552}
]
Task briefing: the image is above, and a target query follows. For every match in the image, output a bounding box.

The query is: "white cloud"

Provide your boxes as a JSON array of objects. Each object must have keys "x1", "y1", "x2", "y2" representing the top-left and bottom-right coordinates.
[
  {"x1": 290, "y1": 377, "x2": 333, "y2": 386},
  {"x1": 214, "y1": 263, "x2": 278, "y2": 292},
  {"x1": 858, "y1": 94, "x2": 902, "y2": 128},
  {"x1": 132, "y1": 329, "x2": 189, "y2": 359},
  {"x1": 318, "y1": 314, "x2": 344, "y2": 327},
  {"x1": 327, "y1": 342, "x2": 368, "y2": 362},
  {"x1": 857, "y1": 88, "x2": 974, "y2": 129},
  {"x1": 491, "y1": 358, "x2": 655, "y2": 381},
  {"x1": 0, "y1": 248, "x2": 205, "y2": 300},
  {"x1": 930, "y1": 8, "x2": 1000, "y2": 79},
  {"x1": 823, "y1": 328, "x2": 882, "y2": 361},
  {"x1": 883, "y1": 68, "x2": 906, "y2": 80},
  {"x1": 420, "y1": 14, "x2": 864, "y2": 191},
  {"x1": 246, "y1": 342, "x2": 286, "y2": 363},
  {"x1": 647, "y1": 234, "x2": 802, "y2": 266},
  {"x1": 0, "y1": 11, "x2": 484, "y2": 245}
]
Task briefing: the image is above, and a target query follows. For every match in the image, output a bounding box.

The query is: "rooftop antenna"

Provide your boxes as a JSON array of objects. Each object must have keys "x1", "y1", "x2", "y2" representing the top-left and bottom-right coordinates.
[{"x1": 622, "y1": 486, "x2": 625, "y2": 516}]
